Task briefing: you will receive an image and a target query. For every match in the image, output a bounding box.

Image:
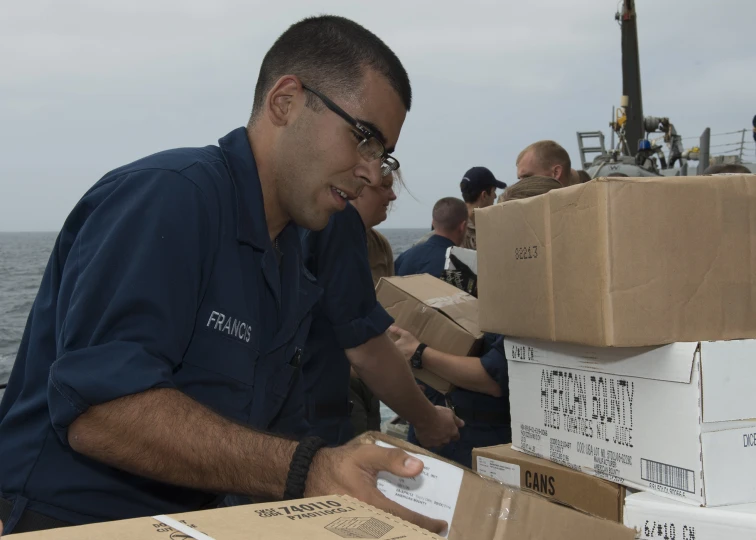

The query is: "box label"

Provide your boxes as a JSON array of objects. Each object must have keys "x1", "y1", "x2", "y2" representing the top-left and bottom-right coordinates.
[
  {"x1": 509, "y1": 357, "x2": 705, "y2": 504},
  {"x1": 476, "y1": 456, "x2": 520, "y2": 487},
  {"x1": 375, "y1": 441, "x2": 463, "y2": 538},
  {"x1": 640, "y1": 459, "x2": 696, "y2": 494},
  {"x1": 540, "y1": 369, "x2": 635, "y2": 449},
  {"x1": 639, "y1": 520, "x2": 697, "y2": 540}
]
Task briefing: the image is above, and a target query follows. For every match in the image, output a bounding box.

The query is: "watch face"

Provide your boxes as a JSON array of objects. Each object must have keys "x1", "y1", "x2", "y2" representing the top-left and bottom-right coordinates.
[{"x1": 411, "y1": 347, "x2": 423, "y2": 369}]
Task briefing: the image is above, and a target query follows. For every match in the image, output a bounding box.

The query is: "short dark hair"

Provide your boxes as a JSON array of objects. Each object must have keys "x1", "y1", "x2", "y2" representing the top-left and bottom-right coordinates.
[
  {"x1": 432, "y1": 197, "x2": 468, "y2": 232},
  {"x1": 704, "y1": 163, "x2": 752, "y2": 175},
  {"x1": 459, "y1": 182, "x2": 494, "y2": 204},
  {"x1": 606, "y1": 172, "x2": 629, "y2": 177},
  {"x1": 250, "y1": 15, "x2": 411, "y2": 122},
  {"x1": 577, "y1": 170, "x2": 591, "y2": 183}
]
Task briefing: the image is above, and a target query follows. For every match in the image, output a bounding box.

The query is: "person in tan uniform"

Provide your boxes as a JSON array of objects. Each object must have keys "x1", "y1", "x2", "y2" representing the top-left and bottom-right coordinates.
[
  {"x1": 459, "y1": 167, "x2": 506, "y2": 250},
  {"x1": 366, "y1": 229, "x2": 395, "y2": 286},
  {"x1": 353, "y1": 172, "x2": 398, "y2": 285},
  {"x1": 349, "y1": 172, "x2": 399, "y2": 433}
]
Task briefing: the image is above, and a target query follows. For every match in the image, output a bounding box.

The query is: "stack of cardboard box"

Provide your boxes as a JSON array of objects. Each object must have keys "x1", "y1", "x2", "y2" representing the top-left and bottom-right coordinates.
[
  {"x1": 359, "y1": 431, "x2": 636, "y2": 540},
  {"x1": 373, "y1": 277, "x2": 637, "y2": 537},
  {"x1": 474, "y1": 174, "x2": 756, "y2": 538}
]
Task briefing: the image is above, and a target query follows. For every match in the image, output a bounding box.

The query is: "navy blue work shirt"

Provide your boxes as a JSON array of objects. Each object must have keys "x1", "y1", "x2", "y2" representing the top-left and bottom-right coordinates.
[
  {"x1": 394, "y1": 234, "x2": 455, "y2": 278},
  {"x1": 299, "y1": 203, "x2": 394, "y2": 445},
  {"x1": 0, "y1": 127, "x2": 320, "y2": 531},
  {"x1": 408, "y1": 333, "x2": 511, "y2": 468}
]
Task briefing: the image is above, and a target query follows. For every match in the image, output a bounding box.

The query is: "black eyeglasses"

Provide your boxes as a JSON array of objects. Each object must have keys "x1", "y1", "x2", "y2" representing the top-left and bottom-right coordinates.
[{"x1": 302, "y1": 84, "x2": 400, "y2": 178}]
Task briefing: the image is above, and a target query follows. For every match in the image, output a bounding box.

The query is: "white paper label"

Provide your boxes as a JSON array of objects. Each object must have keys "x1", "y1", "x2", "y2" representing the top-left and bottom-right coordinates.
[
  {"x1": 375, "y1": 441, "x2": 463, "y2": 538},
  {"x1": 476, "y1": 456, "x2": 521, "y2": 487}
]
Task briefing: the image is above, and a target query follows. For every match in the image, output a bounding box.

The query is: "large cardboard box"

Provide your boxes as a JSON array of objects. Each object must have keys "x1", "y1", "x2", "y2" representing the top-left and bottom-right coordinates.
[
  {"x1": 476, "y1": 175, "x2": 756, "y2": 347},
  {"x1": 472, "y1": 443, "x2": 625, "y2": 522},
  {"x1": 359, "y1": 432, "x2": 636, "y2": 540},
  {"x1": 505, "y1": 337, "x2": 756, "y2": 506},
  {"x1": 376, "y1": 275, "x2": 483, "y2": 393},
  {"x1": 624, "y1": 491, "x2": 756, "y2": 539},
  {"x1": 7, "y1": 495, "x2": 433, "y2": 539}
]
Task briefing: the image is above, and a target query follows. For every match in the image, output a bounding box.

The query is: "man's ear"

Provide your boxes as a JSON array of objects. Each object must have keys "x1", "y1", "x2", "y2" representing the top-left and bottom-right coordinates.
[
  {"x1": 265, "y1": 75, "x2": 304, "y2": 127},
  {"x1": 553, "y1": 165, "x2": 564, "y2": 184}
]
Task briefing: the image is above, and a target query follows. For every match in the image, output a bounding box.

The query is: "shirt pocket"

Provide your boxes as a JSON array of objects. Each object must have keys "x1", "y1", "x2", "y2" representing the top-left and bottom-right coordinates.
[{"x1": 177, "y1": 310, "x2": 260, "y2": 419}]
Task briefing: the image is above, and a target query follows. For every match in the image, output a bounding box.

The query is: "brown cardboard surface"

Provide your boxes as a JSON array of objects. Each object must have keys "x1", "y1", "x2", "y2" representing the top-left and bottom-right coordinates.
[
  {"x1": 376, "y1": 275, "x2": 483, "y2": 393},
  {"x1": 472, "y1": 444, "x2": 625, "y2": 522},
  {"x1": 477, "y1": 174, "x2": 756, "y2": 347},
  {"x1": 359, "y1": 432, "x2": 637, "y2": 540},
  {"x1": 7, "y1": 495, "x2": 439, "y2": 540}
]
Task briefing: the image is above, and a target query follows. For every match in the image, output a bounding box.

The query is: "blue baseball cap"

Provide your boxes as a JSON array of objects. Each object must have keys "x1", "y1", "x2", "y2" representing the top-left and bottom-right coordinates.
[{"x1": 461, "y1": 167, "x2": 507, "y2": 192}]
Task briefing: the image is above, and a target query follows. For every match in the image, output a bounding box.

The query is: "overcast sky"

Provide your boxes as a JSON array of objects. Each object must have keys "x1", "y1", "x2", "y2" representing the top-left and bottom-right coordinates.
[{"x1": 1, "y1": 0, "x2": 754, "y2": 231}]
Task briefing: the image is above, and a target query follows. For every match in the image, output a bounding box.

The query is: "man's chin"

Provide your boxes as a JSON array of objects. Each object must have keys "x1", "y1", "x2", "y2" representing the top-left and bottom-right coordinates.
[{"x1": 292, "y1": 209, "x2": 332, "y2": 232}]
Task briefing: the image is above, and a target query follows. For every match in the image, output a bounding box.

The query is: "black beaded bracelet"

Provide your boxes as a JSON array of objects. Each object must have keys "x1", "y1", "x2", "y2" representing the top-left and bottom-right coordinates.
[{"x1": 283, "y1": 436, "x2": 328, "y2": 500}]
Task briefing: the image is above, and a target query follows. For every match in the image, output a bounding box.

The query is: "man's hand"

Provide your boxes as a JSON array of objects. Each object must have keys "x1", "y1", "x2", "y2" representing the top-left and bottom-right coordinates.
[
  {"x1": 387, "y1": 326, "x2": 420, "y2": 361},
  {"x1": 305, "y1": 442, "x2": 447, "y2": 535},
  {"x1": 347, "y1": 333, "x2": 462, "y2": 448},
  {"x1": 413, "y1": 405, "x2": 464, "y2": 448}
]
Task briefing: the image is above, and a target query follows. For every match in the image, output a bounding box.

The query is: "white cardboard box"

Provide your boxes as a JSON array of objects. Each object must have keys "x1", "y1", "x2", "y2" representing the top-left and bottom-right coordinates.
[
  {"x1": 444, "y1": 246, "x2": 478, "y2": 275},
  {"x1": 505, "y1": 338, "x2": 756, "y2": 506},
  {"x1": 624, "y1": 491, "x2": 756, "y2": 539}
]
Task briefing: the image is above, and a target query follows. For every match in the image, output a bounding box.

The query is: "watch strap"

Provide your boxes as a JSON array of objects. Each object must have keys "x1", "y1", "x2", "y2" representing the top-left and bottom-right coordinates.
[{"x1": 411, "y1": 343, "x2": 427, "y2": 369}]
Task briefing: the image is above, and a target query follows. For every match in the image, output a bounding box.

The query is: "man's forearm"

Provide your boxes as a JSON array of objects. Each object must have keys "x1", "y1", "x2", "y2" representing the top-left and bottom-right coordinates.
[
  {"x1": 346, "y1": 333, "x2": 437, "y2": 427},
  {"x1": 422, "y1": 348, "x2": 502, "y2": 397},
  {"x1": 68, "y1": 388, "x2": 297, "y2": 498}
]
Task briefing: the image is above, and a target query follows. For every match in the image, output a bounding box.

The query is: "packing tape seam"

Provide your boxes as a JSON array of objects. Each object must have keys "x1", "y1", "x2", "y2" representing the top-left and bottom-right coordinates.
[
  {"x1": 152, "y1": 514, "x2": 216, "y2": 540},
  {"x1": 425, "y1": 292, "x2": 473, "y2": 308},
  {"x1": 339, "y1": 495, "x2": 440, "y2": 538}
]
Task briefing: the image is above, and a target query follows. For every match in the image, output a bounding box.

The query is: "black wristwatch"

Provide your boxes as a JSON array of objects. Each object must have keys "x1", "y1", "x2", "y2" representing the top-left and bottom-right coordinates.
[
  {"x1": 283, "y1": 436, "x2": 328, "y2": 500},
  {"x1": 411, "y1": 343, "x2": 427, "y2": 370}
]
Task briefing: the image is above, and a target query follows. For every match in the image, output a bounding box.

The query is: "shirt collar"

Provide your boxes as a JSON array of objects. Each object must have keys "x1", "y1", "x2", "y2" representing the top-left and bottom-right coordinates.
[
  {"x1": 218, "y1": 127, "x2": 272, "y2": 250},
  {"x1": 427, "y1": 234, "x2": 456, "y2": 248}
]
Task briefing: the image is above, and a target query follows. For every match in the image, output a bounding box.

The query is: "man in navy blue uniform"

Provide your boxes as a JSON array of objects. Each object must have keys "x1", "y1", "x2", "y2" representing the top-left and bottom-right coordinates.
[
  {"x1": 394, "y1": 197, "x2": 469, "y2": 278},
  {"x1": 0, "y1": 16, "x2": 449, "y2": 536}
]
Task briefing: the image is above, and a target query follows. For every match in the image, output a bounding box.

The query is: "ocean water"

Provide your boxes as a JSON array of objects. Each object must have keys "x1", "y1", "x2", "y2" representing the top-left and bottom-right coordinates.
[{"x1": 0, "y1": 228, "x2": 429, "y2": 409}]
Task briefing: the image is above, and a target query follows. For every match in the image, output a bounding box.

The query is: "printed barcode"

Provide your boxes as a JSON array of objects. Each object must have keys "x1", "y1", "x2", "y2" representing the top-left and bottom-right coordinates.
[{"x1": 641, "y1": 458, "x2": 695, "y2": 493}]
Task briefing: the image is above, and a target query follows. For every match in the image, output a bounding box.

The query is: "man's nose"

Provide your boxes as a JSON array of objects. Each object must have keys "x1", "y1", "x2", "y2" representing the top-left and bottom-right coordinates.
[{"x1": 357, "y1": 156, "x2": 383, "y2": 187}]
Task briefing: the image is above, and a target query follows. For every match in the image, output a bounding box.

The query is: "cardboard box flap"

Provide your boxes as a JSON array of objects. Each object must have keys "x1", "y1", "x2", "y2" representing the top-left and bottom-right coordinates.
[
  {"x1": 504, "y1": 337, "x2": 698, "y2": 383},
  {"x1": 379, "y1": 275, "x2": 482, "y2": 338},
  {"x1": 700, "y1": 340, "x2": 756, "y2": 423}
]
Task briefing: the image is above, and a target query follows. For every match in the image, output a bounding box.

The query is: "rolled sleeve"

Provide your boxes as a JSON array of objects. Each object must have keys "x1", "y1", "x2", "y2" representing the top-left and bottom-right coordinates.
[
  {"x1": 303, "y1": 204, "x2": 394, "y2": 350},
  {"x1": 332, "y1": 301, "x2": 393, "y2": 350},
  {"x1": 479, "y1": 334, "x2": 508, "y2": 389},
  {"x1": 47, "y1": 169, "x2": 213, "y2": 445}
]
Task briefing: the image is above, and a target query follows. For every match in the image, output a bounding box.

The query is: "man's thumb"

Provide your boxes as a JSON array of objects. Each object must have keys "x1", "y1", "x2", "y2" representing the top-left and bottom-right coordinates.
[{"x1": 379, "y1": 448, "x2": 424, "y2": 478}]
